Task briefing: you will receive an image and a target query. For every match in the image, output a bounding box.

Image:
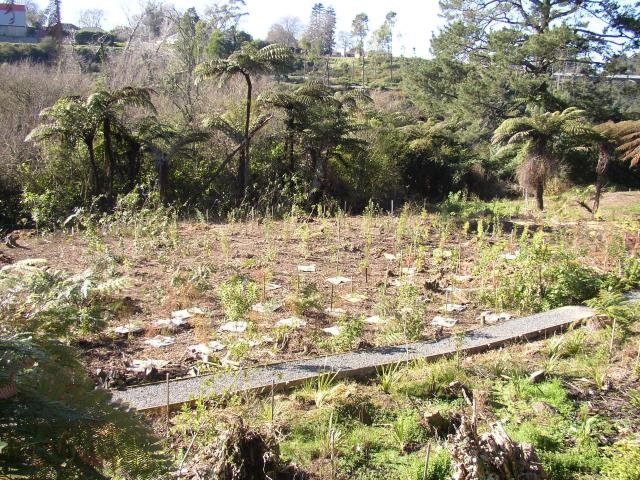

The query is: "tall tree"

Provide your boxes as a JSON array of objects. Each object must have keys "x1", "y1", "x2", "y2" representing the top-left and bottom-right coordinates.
[
  {"x1": 351, "y1": 13, "x2": 369, "y2": 87},
  {"x1": 167, "y1": 7, "x2": 207, "y2": 123},
  {"x1": 337, "y1": 30, "x2": 351, "y2": 56},
  {"x1": 78, "y1": 8, "x2": 104, "y2": 28},
  {"x1": 258, "y1": 81, "x2": 334, "y2": 173},
  {"x1": 438, "y1": 0, "x2": 640, "y2": 108},
  {"x1": 267, "y1": 17, "x2": 302, "y2": 49},
  {"x1": 195, "y1": 43, "x2": 292, "y2": 197},
  {"x1": 321, "y1": 6, "x2": 336, "y2": 56},
  {"x1": 26, "y1": 88, "x2": 156, "y2": 202},
  {"x1": 492, "y1": 107, "x2": 592, "y2": 210},
  {"x1": 26, "y1": 96, "x2": 102, "y2": 195}
]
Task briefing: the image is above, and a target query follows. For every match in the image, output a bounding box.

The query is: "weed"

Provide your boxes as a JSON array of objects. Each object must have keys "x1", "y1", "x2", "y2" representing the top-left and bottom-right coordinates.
[
  {"x1": 376, "y1": 363, "x2": 404, "y2": 394},
  {"x1": 601, "y1": 439, "x2": 640, "y2": 480},
  {"x1": 217, "y1": 276, "x2": 259, "y2": 322},
  {"x1": 392, "y1": 283, "x2": 427, "y2": 341},
  {"x1": 287, "y1": 283, "x2": 323, "y2": 316},
  {"x1": 330, "y1": 316, "x2": 365, "y2": 353}
]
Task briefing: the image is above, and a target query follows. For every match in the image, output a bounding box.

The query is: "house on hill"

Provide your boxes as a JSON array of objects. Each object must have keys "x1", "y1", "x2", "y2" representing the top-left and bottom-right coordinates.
[{"x1": 0, "y1": 3, "x2": 27, "y2": 37}]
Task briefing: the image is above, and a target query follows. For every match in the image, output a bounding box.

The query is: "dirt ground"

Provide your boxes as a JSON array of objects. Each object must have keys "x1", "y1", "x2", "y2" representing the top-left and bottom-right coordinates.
[{"x1": 1, "y1": 192, "x2": 639, "y2": 388}]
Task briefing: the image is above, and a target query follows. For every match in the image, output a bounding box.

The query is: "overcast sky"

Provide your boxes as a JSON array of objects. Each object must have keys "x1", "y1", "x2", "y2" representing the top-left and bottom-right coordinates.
[{"x1": 51, "y1": 0, "x2": 444, "y2": 57}]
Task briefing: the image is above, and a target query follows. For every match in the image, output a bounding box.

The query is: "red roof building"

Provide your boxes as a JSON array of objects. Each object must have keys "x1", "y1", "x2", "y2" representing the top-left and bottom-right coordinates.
[{"x1": 0, "y1": 3, "x2": 28, "y2": 37}]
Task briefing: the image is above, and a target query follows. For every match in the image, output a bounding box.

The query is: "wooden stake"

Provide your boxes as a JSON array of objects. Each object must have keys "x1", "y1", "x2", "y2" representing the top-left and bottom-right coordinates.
[
  {"x1": 166, "y1": 372, "x2": 170, "y2": 437},
  {"x1": 270, "y1": 378, "x2": 275, "y2": 423},
  {"x1": 609, "y1": 317, "x2": 616, "y2": 360},
  {"x1": 365, "y1": 266, "x2": 368, "y2": 284},
  {"x1": 330, "y1": 284, "x2": 334, "y2": 310},
  {"x1": 422, "y1": 443, "x2": 431, "y2": 480}
]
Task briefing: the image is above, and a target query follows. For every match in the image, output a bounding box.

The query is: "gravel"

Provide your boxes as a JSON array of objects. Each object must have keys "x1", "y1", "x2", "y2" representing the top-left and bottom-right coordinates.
[{"x1": 111, "y1": 305, "x2": 594, "y2": 411}]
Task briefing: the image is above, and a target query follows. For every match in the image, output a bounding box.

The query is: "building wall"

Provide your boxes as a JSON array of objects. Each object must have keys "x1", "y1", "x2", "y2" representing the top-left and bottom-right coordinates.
[{"x1": 0, "y1": 4, "x2": 27, "y2": 37}]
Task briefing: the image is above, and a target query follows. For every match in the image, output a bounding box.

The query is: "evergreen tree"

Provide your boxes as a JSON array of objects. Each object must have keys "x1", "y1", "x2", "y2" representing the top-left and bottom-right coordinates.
[{"x1": 351, "y1": 13, "x2": 369, "y2": 87}]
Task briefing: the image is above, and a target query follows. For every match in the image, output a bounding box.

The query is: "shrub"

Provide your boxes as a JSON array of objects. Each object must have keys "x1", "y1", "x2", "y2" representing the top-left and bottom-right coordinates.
[
  {"x1": 0, "y1": 39, "x2": 56, "y2": 63},
  {"x1": 75, "y1": 29, "x2": 116, "y2": 45},
  {"x1": 218, "y1": 275, "x2": 259, "y2": 322},
  {"x1": 287, "y1": 283, "x2": 323, "y2": 316}
]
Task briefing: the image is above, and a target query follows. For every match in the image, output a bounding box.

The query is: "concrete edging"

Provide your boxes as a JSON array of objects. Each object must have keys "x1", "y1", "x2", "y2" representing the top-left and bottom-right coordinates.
[{"x1": 111, "y1": 305, "x2": 596, "y2": 411}]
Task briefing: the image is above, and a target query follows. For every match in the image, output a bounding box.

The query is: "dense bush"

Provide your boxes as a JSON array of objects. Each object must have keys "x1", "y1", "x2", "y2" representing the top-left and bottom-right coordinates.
[
  {"x1": 0, "y1": 39, "x2": 56, "y2": 63},
  {"x1": 75, "y1": 29, "x2": 116, "y2": 45}
]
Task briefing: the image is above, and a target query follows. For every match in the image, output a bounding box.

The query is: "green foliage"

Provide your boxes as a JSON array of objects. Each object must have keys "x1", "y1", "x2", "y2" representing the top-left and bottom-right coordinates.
[
  {"x1": 0, "y1": 39, "x2": 57, "y2": 63},
  {"x1": 376, "y1": 362, "x2": 403, "y2": 394},
  {"x1": 0, "y1": 259, "x2": 130, "y2": 340},
  {"x1": 392, "y1": 283, "x2": 427, "y2": 340},
  {"x1": 330, "y1": 315, "x2": 365, "y2": 352},
  {"x1": 218, "y1": 275, "x2": 259, "y2": 322},
  {"x1": 481, "y1": 231, "x2": 602, "y2": 313},
  {"x1": 0, "y1": 334, "x2": 168, "y2": 479},
  {"x1": 75, "y1": 29, "x2": 116, "y2": 45},
  {"x1": 288, "y1": 282, "x2": 323, "y2": 316},
  {"x1": 601, "y1": 439, "x2": 640, "y2": 480}
]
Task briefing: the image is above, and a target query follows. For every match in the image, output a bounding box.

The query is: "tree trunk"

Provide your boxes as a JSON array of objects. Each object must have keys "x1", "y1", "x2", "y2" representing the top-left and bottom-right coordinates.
[
  {"x1": 325, "y1": 58, "x2": 330, "y2": 86},
  {"x1": 84, "y1": 138, "x2": 101, "y2": 196},
  {"x1": 102, "y1": 118, "x2": 114, "y2": 202},
  {"x1": 158, "y1": 155, "x2": 169, "y2": 205},
  {"x1": 535, "y1": 181, "x2": 544, "y2": 211},
  {"x1": 593, "y1": 144, "x2": 611, "y2": 214},
  {"x1": 361, "y1": 54, "x2": 365, "y2": 87},
  {"x1": 286, "y1": 115, "x2": 295, "y2": 174},
  {"x1": 240, "y1": 72, "x2": 253, "y2": 198}
]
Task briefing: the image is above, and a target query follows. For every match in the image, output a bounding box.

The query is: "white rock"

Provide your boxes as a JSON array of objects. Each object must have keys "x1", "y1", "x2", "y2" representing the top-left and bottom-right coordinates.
[
  {"x1": 297, "y1": 265, "x2": 316, "y2": 272},
  {"x1": 388, "y1": 278, "x2": 410, "y2": 287},
  {"x1": 480, "y1": 312, "x2": 513, "y2": 324},
  {"x1": 252, "y1": 302, "x2": 283, "y2": 314},
  {"x1": 401, "y1": 267, "x2": 417, "y2": 276},
  {"x1": 113, "y1": 323, "x2": 144, "y2": 335},
  {"x1": 443, "y1": 303, "x2": 466, "y2": 313},
  {"x1": 144, "y1": 335, "x2": 176, "y2": 348},
  {"x1": 326, "y1": 276, "x2": 352, "y2": 285},
  {"x1": 276, "y1": 317, "x2": 307, "y2": 328},
  {"x1": 188, "y1": 341, "x2": 225, "y2": 358},
  {"x1": 265, "y1": 283, "x2": 283, "y2": 291},
  {"x1": 154, "y1": 318, "x2": 188, "y2": 330},
  {"x1": 365, "y1": 315, "x2": 385, "y2": 324},
  {"x1": 431, "y1": 315, "x2": 458, "y2": 328},
  {"x1": 171, "y1": 307, "x2": 205, "y2": 320},
  {"x1": 342, "y1": 293, "x2": 366, "y2": 303},
  {"x1": 453, "y1": 274, "x2": 472, "y2": 282},
  {"x1": 128, "y1": 359, "x2": 168, "y2": 373},
  {"x1": 220, "y1": 321, "x2": 248, "y2": 333},
  {"x1": 383, "y1": 253, "x2": 398, "y2": 261},
  {"x1": 322, "y1": 326, "x2": 342, "y2": 336},
  {"x1": 500, "y1": 251, "x2": 520, "y2": 261},
  {"x1": 324, "y1": 307, "x2": 347, "y2": 318}
]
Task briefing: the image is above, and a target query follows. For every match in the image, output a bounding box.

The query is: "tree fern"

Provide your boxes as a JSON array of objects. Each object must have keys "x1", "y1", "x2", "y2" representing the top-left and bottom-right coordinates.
[
  {"x1": 0, "y1": 260, "x2": 130, "y2": 340},
  {"x1": 0, "y1": 334, "x2": 168, "y2": 479}
]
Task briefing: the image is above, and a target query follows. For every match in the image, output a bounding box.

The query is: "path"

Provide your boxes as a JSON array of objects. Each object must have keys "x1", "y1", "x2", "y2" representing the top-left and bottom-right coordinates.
[{"x1": 112, "y1": 305, "x2": 596, "y2": 411}]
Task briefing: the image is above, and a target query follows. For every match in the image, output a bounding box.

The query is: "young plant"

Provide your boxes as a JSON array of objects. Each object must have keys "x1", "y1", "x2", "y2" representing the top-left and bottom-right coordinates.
[
  {"x1": 217, "y1": 276, "x2": 259, "y2": 322},
  {"x1": 376, "y1": 362, "x2": 403, "y2": 394},
  {"x1": 287, "y1": 283, "x2": 324, "y2": 316}
]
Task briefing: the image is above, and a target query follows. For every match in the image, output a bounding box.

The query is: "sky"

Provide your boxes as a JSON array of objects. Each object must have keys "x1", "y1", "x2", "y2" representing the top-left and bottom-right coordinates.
[{"x1": 51, "y1": 0, "x2": 445, "y2": 58}]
